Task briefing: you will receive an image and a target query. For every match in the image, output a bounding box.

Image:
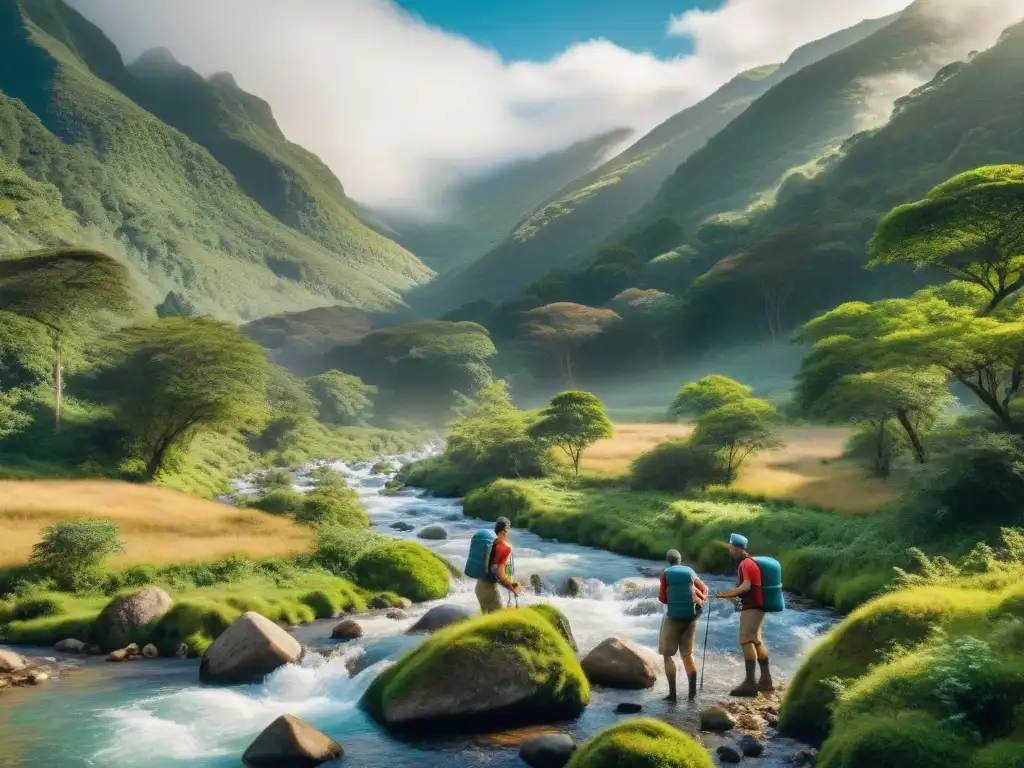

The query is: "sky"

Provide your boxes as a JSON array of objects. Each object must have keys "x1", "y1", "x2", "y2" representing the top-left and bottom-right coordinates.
[{"x1": 64, "y1": 0, "x2": 961, "y2": 217}]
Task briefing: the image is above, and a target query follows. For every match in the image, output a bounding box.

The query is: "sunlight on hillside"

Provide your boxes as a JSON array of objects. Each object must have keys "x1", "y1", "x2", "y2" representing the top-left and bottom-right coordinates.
[
  {"x1": 578, "y1": 423, "x2": 901, "y2": 514},
  {"x1": 0, "y1": 480, "x2": 313, "y2": 568}
]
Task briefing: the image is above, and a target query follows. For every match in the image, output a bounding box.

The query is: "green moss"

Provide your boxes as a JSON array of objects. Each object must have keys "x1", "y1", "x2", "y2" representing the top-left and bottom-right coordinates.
[
  {"x1": 566, "y1": 718, "x2": 713, "y2": 768},
  {"x1": 363, "y1": 609, "x2": 588, "y2": 731},
  {"x1": 817, "y1": 712, "x2": 968, "y2": 768},
  {"x1": 780, "y1": 586, "x2": 1000, "y2": 741},
  {"x1": 528, "y1": 604, "x2": 577, "y2": 650},
  {"x1": 352, "y1": 540, "x2": 450, "y2": 603},
  {"x1": 970, "y1": 741, "x2": 1024, "y2": 768}
]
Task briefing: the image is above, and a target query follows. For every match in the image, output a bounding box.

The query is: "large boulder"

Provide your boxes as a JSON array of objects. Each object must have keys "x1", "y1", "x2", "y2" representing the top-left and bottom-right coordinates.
[
  {"x1": 93, "y1": 587, "x2": 173, "y2": 651},
  {"x1": 242, "y1": 714, "x2": 343, "y2": 767},
  {"x1": 200, "y1": 612, "x2": 302, "y2": 684},
  {"x1": 364, "y1": 609, "x2": 589, "y2": 733},
  {"x1": 331, "y1": 619, "x2": 364, "y2": 640},
  {"x1": 565, "y1": 719, "x2": 713, "y2": 767},
  {"x1": 529, "y1": 605, "x2": 578, "y2": 653},
  {"x1": 562, "y1": 577, "x2": 583, "y2": 598},
  {"x1": 406, "y1": 604, "x2": 471, "y2": 634},
  {"x1": 417, "y1": 524, "x2": 448, "y2": 541},
  {"x1": 0, "y1": 649, "x2": 26, "y2": 673},
  {"x1": 521, "y1": 733, "x2": 577, "y2": 768},
  {"x1": 581, "y1": 638, "x2": 659, "y2": 690},
  {"x1": 699, "y1": 706, "x2": 735, "y2": 732},
  {"x1": 55, "y1": 638, "x2": 87, "y2": 653}
]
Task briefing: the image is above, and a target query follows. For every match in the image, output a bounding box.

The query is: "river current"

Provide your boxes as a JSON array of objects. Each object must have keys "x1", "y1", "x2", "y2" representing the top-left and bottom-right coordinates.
[{"x1": 0, "y1": 449, "x2": 836, "y2": 767}]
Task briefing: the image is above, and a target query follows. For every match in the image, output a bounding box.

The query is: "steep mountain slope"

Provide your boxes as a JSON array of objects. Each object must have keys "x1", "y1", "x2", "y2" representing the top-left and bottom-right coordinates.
[
  {"x1": 414, "y1": 14, "x2": 899, "y2": 312},
  {"x1": 632, "y1": 0, "x2": 1017, "y2": 238},
  {"x1": 374, "y1": 128, "x2": 631, "y2": 275},
  {"x1": 0, "y1": 0, "x2": 430, "y2": 320},
  {"x1": 680, "y1": 17, "x2": 1024, "y2": 345}
]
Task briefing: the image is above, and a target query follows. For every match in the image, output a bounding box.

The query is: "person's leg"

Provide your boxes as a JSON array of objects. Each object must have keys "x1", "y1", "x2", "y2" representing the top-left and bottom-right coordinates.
[
  {"x1": 475, "y1": 580, "x2": 501, "y2": 614},
  {"x1": 753, "y1": 615, "x2": 773, "y2": 690},
  {"x1": 680, "y1": 620, "x2": 698, "y2": 700},
  {"x1": 658, "y1": 618, "x2": 681, "y2": 702},
  {"x1": 730, "y1": 611, "x2": 761, "y2": 697}
]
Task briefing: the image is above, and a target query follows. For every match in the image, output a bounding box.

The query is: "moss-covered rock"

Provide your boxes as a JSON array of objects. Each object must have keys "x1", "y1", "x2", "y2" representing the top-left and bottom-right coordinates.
[
  {"x1": 566, "y1": 719, "x2": 713, "y2": 768},
  {"x1": 817, "y1": 712, "x2": 968, "y2": 768},
  {"x1": 529, "y1": 604, "x2": 578, "y2": 652},
  {"x1": 780, "y1": 585, "x2": 999, "y2": 741},
  {"x1": 363, "y1": 608, "x2": 588, "y2": 734},
  {"x1": 352, "y1": 540, "x2": 450, "y2": 603}
]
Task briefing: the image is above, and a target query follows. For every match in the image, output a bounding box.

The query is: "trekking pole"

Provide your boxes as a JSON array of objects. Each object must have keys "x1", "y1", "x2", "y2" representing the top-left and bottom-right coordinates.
[{"x1": 699, "y1": 600, "x2": 712, "y2": 691}]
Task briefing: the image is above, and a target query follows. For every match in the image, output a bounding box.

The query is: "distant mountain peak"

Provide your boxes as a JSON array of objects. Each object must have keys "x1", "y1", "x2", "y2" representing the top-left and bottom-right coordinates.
[
  {"x1": 130, "y1": 46, "x2": 196, "y2": 81},
  {"x1": 209, "y1": 71, "x2": 238, "y2": 89}
]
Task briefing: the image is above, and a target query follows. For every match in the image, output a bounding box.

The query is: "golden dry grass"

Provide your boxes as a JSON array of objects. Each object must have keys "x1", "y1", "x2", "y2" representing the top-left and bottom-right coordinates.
[
  {"x1": 0, "y1": 480, "x2": 313, "y2": 568},
  {"x1": 576, "y1": 423, "x2": 902, "y2": 514}
]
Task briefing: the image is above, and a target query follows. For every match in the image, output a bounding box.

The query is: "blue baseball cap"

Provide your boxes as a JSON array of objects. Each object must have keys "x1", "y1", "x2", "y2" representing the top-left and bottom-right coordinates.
[{"x1": 729, "y1": 533, "x2": 748, "y2": 549}]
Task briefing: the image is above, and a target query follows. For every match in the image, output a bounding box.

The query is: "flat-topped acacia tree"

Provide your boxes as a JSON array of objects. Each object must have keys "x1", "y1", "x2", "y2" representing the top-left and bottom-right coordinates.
[
  {"x1": 529, "y1": 390, "x2": 613, "y2": 476},
  {"x1": 870, "y1": 164, "x2": 1024, "y2": 314},
  {"x1": 0, "y1": 249, "x2": 136, "y2": 430},
  {"x1": 519, "y1": 302, "x2": 620, "y2": 388}
]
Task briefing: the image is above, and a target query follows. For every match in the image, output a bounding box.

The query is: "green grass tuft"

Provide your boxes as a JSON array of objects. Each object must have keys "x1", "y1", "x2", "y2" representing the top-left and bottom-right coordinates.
[{"x1": 566, "y1": 718, "x2": 713, "y2": 768}]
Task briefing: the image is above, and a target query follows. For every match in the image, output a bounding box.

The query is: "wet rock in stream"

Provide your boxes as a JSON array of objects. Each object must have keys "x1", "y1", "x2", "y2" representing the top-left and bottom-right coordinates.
[
  {"x1": 406, "y1": 604, "x2": 471, "y2": 634},
  {"x1": 581, "y1": 637, "x2": 660, "y2": 689},
  {"x1": 200, "y1": 611, "x2": 302, "y2": 684},
  {"x1": 417, "y1": 524, "x2": 448, "y2": 540},
  {"x1": 520, "y1": 733, "x2": 577, "y2": 768},
  {"x1": 331, "y1": 619, "x2": 364, "y2": 640},
  {"x1": 242, "y1": 714, "x2": 343, "y2": 767},
  {"x1": 390, "y1": 521, "x2": 415, "y2": 532}
]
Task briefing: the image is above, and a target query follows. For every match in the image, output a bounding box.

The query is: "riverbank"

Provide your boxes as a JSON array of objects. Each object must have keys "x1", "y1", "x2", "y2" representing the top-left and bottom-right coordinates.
[{"x1": 462, "y1": 478, "x2": 910, "y2": 612}]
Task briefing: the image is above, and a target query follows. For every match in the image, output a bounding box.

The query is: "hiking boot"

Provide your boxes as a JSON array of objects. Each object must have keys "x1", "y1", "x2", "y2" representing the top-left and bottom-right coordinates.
[
  {"x1": 730, "y1": 680, "x2": 760, "y2": 698},
  {"x1": 688, "y1": 674, "x2": 698, "y2": 702},
  {"x1": 757, "y1": 674, "x2": 775, "y2": 692}
]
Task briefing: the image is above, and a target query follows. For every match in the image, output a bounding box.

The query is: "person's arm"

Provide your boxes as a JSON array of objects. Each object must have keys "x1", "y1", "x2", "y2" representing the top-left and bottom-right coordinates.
[
  {"x1": 716, "y1": 580, "x2": 750, "y2": 599},
  {"x1": 492, "y1": 547, "x2": 521, "y2": 593},
  {"x1": 692, "y1": 576, "x2": 709, "y2": 605},
  {"x1": 658, "y1": 572, "x2": 668, "y2": 605}
]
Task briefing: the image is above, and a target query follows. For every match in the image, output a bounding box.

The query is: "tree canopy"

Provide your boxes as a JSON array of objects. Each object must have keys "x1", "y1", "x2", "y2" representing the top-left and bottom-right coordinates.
[
  {"x1": 870, "y1": 165, "x2": 1024, "y2": 313},
  {"x1": 672, "y1": 375, "x2": 751, "y2": 418},
  {"x1": 692, "y1": 397, "x2": 781, "y2": 481},
  {"x1": 95, "y1": 317, "x2": 268, "y2": 477},
  {"x1": 519, "y1": 303, "x2": 620, "y2": 387},
  {"x1": 307, "y1": 370, "x2": 376, "y2": 426},
  {"x1": 529, "y1": 390, "x2": 614, "y2": 476}
]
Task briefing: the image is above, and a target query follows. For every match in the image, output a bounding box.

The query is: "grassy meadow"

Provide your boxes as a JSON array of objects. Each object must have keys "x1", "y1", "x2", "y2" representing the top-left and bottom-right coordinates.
[
  {"x1": 567, "y1": 422, "x2": 901, "y2": 514},
  {"x1": 0, "y1": 479, "x2": 313, "y2": 569}
]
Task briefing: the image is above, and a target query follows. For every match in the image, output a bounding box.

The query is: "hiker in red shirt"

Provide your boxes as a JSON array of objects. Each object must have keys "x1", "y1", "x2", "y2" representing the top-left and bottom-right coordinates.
[
  {"x1": 474, "y1": 517, "x2": 523, "y2": 613},
  {"x1": 715, "y1": 533, "x2": 773, "y2": 696}
]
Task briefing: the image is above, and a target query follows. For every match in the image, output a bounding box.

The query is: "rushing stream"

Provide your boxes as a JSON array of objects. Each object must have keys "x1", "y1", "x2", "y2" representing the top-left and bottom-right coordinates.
[{"x1": 0, "y1": 449, "x2": 836, "y2": 767}]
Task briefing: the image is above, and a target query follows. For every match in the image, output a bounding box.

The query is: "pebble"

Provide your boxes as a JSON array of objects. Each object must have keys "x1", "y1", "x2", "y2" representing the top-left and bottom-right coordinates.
[
  {"x1": 741, "y1": 734, "x2": 764, "y2": 758},
  {"x1": 717, "y1": 744, "x2": 743, "y2": 764},
  {"x1": 614, "y1": 702, "x2": 643, "y2": 714}
]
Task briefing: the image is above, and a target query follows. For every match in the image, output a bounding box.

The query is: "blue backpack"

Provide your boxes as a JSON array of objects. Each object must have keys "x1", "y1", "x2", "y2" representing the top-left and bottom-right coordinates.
[
  {"x1": 465, "y1": 530, "x2": 496, "y2": 580},
  {"x1": 665, "y1": 565, "x2": 698, "y2": 621},
  {"x1": 753, "y1": 556, "x2": 785, "y2": 613}
]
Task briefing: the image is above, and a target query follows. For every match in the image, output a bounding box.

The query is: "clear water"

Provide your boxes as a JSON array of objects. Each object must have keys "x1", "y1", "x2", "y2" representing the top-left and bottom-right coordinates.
[{"x1": 0, "y1": 450, "x2": 836, "y2": 767}]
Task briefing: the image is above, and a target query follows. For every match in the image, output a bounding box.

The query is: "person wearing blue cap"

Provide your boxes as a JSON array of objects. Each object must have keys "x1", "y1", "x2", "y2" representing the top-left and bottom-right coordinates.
[{"x1": 715, "y1": 532, "x2": 773, "y2": 697}]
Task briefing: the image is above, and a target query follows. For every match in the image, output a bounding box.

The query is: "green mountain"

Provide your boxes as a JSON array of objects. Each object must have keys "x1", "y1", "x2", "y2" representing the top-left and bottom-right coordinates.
[
  {"x1": 414, "y1": 14, "x2": 898, "y2": 313},
  {"x1": 0, "y1": 0, "x2": 430, "y2": 321},
  {"x1": 632, "y1": 0, "x2": 1013, "y2": 238},
  {"x1": 679, "y1": 17, "x2": 1024, "y2": 345},
  {"x1": 371, "y1": 128, "x2": 631, "y2": 276}
]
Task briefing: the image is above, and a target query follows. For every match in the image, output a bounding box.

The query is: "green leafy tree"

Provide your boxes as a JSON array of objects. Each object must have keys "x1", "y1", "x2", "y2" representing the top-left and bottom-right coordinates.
[
  {"x1": 96, "y1": 318, "x2": 268, "y2": 478},
  {"x1": 0, "y1": 250, "x2": 136, "y2": 430},
  {"x1": 30, "y1": 518, "x2": 125, "y2": 591},
  {"x1": 692, "y1": 398, "x2": 782, "y2": 482},
  {"x1": 870, "y1": 165, "x2": 1024, "y2": 314},
  {"x1": 529, "y1": 390, "x2": 614, "y2": 476},
  {"x1": 672, "y1": 375, "x2": 751, "y2": 419},
  {"x1": 609, "y1": 289, "x2": 680, "y2": 367},
  {"x1": 307, "y1": 370, "x2": 376, "y2": 426},
  {"x1": 519, "y1": 303, "x2": 620, "y2": 387}
]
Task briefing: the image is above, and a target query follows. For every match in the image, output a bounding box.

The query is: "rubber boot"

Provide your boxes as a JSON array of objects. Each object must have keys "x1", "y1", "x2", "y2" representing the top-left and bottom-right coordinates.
[
  {"x1": 730, "y1": 660, "x2": 759, "y2": 697},
  {"x1": 757, "y1": 659, "x2": 774, "y2": 692},
  {"x1": 664, "y1": 676, "x2": 677, "y2": 704},
  {"x1": 687, "y1": 673, "x2": 698, "y2": 702}
]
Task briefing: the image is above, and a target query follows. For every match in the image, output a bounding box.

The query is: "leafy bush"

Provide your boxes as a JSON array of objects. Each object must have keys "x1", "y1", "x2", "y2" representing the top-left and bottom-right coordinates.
[
  {"x1": 629, "y1": 439, "x2": 727, "y2": 492},
  {"x1": 905, "y1": 433, "x2": 1024, "y2": 530},
  {"x1": 29, "y1": 518, "x2": 125, "y2": 591},
  {"x1": 315, "y1": 527, "x2": 387, "y2": 575},
  {"x1": 295, "y1": 485, "x2": 369, "y2": 528},
  {"x1": 817, "y1": 712, "x2": 968, "y2": 768},
  {"x1": 352, "y1": 540, "x2": 450, "y2": 602},
  {"x1": 248, "y1": 488, "x2": 304, "y2": 516}
]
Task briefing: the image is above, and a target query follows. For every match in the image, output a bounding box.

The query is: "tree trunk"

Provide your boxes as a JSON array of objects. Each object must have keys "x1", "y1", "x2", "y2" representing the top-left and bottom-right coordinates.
[
  {"x1": 146, "y1": 437, "x2": 174, "y2": 479},
  {"x1": 54, "y1": 338, "x2": 62, "y2": 433},
  {"x1": 895, "y1": 409, "x2": 927, "y2": 464},
  {"x1": 564, "y1": 349, "x2": 576, "y2": 389}
]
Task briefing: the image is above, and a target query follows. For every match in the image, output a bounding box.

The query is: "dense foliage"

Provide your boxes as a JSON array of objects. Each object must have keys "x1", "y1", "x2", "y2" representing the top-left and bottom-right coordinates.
[
  {"x1": 29, "y1": 518, "x2": 125, "y2": 591},
  {"x1": 529, "y1": 391, "x2": 614, "y2": 476}
]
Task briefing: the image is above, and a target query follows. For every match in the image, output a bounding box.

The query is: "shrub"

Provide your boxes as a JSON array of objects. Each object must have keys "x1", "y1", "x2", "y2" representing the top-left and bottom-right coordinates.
[
  {"x1": 316, "y1": 527, "x2": 386, "y2": 575},
  {"x1": 352, "y1": 540, "x2": 450, "y2": 602},
  {"x1": 906, "y1": 432, "x2": 1024, "y2": 531},
  {"x1": 29, "y1": 518, "x2": 125, "y2": 591},
  {"x1": 566, "y1": 718, "x2": 713, "y2": 768},
  {"x1": 295, "y1": 486, "x2": 369, "y2": 528},
  {"x1": 12, "y1": 593, "x2": 66, "y2": 621},
  {"x1": 629, "y1": 439, "x2": 727, "y2": 492},
  {"x1": 248, "y1": 488, "x2": 304, "y2": 516},
  {"x1": 818, "y1": 712, "x2": 968, "y2": 768}
]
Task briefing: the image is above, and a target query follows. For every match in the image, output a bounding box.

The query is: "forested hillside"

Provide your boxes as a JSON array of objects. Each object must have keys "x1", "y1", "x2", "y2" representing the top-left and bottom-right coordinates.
[
  {"x1": 416, "y1": 15, "x2": 898, "y2": 312},
  {"x1": 375, "y1": 128, "x2": 631, "y2": 276},
  {"x1": 0, "y1": 0, "x2": 430, "y2": 321}
]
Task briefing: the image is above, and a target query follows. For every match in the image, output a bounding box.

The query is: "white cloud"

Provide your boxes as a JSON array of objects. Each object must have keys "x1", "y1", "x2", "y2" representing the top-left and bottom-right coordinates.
[{"x1": 64, "y1": 0, "x2": 1015, "y2": 216}]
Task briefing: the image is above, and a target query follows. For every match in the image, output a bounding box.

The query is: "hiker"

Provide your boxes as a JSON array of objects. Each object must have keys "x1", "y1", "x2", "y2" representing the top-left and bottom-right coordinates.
[
  {"x1": 715, "y1": 533, "x2": 775, "y2": 697},
  {"x1": 467, "y1": 516, "x2": 523, "y2": 613},
  {"x1": 658, "y1": 549, "x2": 709, "y2": 703}
]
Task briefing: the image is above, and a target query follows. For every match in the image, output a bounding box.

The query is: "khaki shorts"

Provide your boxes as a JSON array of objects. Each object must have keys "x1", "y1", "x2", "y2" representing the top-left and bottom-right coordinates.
[
  {"x1": 659, "y1": 617, "x2": 697, "y2": 657},
  {"x1": 475, "y1": 579, "x2": 503, "y2": 613},
  {"x1": 739, "y1": 609, "x2": 765, "y2": 645}
]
